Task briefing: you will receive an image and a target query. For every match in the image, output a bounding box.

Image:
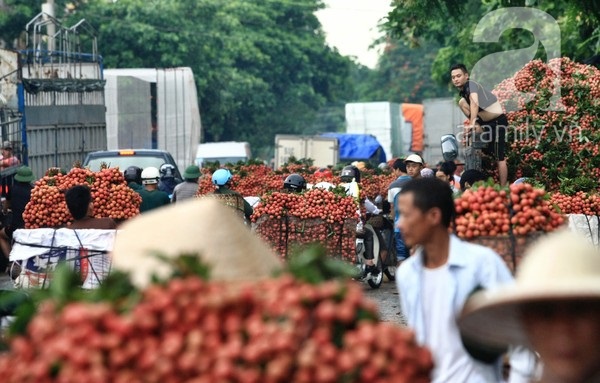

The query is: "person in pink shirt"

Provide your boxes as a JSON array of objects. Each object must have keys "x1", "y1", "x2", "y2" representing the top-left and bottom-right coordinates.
[{"x1": 0, "y1": 141, "x2": 19, "y2": 169}]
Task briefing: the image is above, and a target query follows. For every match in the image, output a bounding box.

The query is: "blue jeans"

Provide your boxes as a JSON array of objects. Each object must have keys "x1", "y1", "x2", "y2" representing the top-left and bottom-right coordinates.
[{"x1": 395, "y1": 230, "x2": 408, "y2": 261}]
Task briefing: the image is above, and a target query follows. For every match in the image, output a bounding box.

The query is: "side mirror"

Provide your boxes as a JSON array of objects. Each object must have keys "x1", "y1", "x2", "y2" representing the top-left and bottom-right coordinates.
[{"x1": 441, "y1": 134, "x2": 459, "y2": 161}]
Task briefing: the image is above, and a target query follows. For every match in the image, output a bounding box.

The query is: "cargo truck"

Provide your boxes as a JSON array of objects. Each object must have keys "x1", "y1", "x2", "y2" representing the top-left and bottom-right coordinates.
[
  {"x1": 273, "y1": 135, "x2": 339, "y2": 169},
  {"x1": 103, "y1": 67, "x2": 201, "y2": 173},
  {"x1": 273, "y1": 133, "x2": 386, "y2": 170}
]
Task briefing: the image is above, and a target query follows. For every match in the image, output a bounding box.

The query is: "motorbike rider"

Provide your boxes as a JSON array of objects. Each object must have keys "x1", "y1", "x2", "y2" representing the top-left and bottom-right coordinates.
[
  {"x1": 158, "y1": 164, "x2": 178, "y2": 196},
  {"x1": 340, "y1": 165, "x2": 380, "y2": 277},
  {"x1": 283, "y1": 173, "x2": 306, "y2": 193},
  {"x1": 212, "y1": 168, "x2": 253, "y2": 221},
  {"x1": 124, "y1": 166, "x2": 143, "y2": 192},
  {"x1": 139, "y1": 167, "x2": 171, "y2": 212}
]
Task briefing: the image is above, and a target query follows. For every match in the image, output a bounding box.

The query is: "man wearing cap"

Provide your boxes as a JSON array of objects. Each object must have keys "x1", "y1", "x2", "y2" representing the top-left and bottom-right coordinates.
[
  {"x1": 395, "y1": 178, "x2": 535, "y2": 383},
  {"x1": 172, "y1": 165, "x2": 201, "y2": 203},
  {"x1": 460, "y1": 230, "x2": 600, "y2": 383},
  {"x1": 0, "y1": 166, "x2": 35, "y2": 273},
  {"x1": 404, "y1": 153, "x2": 424, "y2": 179},
  {"x1": 0, "y1": 141, "x2": 19, "y2": 170},
  {"x1": 389, "y1": 154, "x2": 424, "y2": 261}
]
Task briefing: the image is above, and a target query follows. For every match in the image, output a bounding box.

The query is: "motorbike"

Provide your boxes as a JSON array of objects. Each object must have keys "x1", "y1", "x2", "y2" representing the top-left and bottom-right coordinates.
[{"x1": 355, "y1": 214, "x2": 397, "y2": 289}]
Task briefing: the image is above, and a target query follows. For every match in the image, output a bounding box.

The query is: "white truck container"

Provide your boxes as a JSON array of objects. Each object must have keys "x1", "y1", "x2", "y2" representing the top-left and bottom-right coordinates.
[
  {"x1": 104, "y1": 67, "x2": 201, "y2": 173},
  {"x1": 274, "y1": 135, "x2": 339, "y2": 169},
  {"x1": 195, "y1": 141, "x2": 251, "y2": 168},
  {"x1": 421, "y1": 97, "x2": 466, "y2": 166},
  {"x1": 345, "y1": 102, "x2": 406, "y2": 160}
]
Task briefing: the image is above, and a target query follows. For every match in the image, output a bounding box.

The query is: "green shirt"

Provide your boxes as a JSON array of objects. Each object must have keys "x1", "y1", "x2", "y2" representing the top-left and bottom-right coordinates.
[{"x1": 139, "y1": 188, "x2": 171, "y2": 212}]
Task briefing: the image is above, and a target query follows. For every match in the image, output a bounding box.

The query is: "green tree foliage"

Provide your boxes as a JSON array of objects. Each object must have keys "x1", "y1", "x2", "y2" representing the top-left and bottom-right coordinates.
[
  {"x1": 353, "y1": 41, "x2": 452, "y2": 103},
  {"x1": 385, "y1": 0, "x2": 600, "y2": 88},
  {"x1": 0, "y1": 0, "x2": 43, "y2": 48},
  {"x1": 0, "y1": 0, "x2": 82, "y2": 47},
  {"x1": 1, "y1": 0, "x2": 354, "y2": 156}
]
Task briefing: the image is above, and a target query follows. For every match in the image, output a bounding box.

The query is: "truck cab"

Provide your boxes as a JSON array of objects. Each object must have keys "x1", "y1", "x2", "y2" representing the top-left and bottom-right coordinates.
[
  {"x1": 195, "y1": 142, "x2": 251, "y2": 168},
  {"x1": 83, "y1": 149, "x2": 183, "y2": 182}
]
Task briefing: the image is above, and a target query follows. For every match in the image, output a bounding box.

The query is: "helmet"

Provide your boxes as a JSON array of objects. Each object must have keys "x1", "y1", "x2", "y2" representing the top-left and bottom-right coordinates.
[
  {"x1": 283, "y1": 174, "x2": 306, "y2": 192},
  {"x1": 124, "y1": 166, "x2": 142, "y2": 184},
  {"x1": 160, "y1": 163, "x2": 176, "y2": 178},
  {"x1": 141, "y1": 167, "x2": 160, "y2": 185},
  {"x1": 340, "y1": 165, "x2": 360, "y2": 183},
  {"x1": 420, "y1": 168, "x2": 435, "y2": 178},
  {"x1": 314, "y1": 167, "x2": 333, "y2": 179},
  {"x1": 212, "y1": 168, "x2": 232, "y2": 186},
  {"x1": 513, "y1": 177, "x2": 529, "y2": 185},
  {"x1": 377, "y1": 162, "x2": 389, "y2": 171}
]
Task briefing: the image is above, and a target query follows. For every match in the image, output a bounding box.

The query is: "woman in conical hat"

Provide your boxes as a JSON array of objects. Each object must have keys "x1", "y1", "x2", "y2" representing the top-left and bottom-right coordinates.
[{"x1": 459, "y1": 230, "x2": 600, "y2": 383}]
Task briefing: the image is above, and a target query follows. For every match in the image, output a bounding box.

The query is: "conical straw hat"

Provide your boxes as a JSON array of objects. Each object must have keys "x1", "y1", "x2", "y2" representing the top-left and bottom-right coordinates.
[
  {"x1": 459, "y1": 229, "x2": 600, "y2": 348},
  {"x1": 111, "y1": 197, "x2": 282, "y2": 288}
]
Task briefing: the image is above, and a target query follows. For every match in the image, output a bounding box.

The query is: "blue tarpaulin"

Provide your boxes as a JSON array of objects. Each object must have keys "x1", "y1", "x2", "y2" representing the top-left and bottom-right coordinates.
[{"x1": 321, "y1": 133, "x2": 386, "y2": 164}]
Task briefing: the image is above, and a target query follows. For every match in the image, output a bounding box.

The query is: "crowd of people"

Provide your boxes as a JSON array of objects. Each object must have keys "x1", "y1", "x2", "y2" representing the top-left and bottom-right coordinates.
[
  {"x1": 0, "y1": 138, "x2": 496, "y2": 282},
  {"x1": 283, "y1": 152, "x2": 598, "y2": 383},
  {"x1": 0, "y1": 63, "x2": 595, "y2": 382}
]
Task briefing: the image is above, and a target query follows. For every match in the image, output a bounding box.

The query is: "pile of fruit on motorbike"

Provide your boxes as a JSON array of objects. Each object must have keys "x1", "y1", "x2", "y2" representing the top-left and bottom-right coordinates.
[
  {"x1": 195, "y1": 154, "x2": 598, "y2": 274},
  {"x1": 196, "y1": 159, "x2": 395, "y2": 262},
  {"x1": 23, "y1": 165, "x2": 141, "y2": 228}
]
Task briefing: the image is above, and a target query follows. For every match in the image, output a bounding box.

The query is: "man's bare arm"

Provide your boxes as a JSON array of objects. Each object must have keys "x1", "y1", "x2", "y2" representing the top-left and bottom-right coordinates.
[
  {"x1": 469, "y1": 92, "x2": 480, "y2": 126},
  {"x1": 458, "y1": 98, "x2": 470, "y2": 118}
]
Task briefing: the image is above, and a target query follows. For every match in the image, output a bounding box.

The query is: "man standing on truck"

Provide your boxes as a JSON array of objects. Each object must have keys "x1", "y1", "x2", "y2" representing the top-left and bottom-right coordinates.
[{"x1": 450, "y1": 63, "x2": 508, "y2": 186}]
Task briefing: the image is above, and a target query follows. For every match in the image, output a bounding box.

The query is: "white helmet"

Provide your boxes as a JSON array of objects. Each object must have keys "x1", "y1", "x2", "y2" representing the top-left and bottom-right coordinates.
[{"x1": 141, "y1": 166, "x2": 160, "y2": 185}]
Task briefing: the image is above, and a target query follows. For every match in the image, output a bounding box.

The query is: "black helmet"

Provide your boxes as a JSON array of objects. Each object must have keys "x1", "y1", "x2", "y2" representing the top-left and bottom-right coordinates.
[
  {"x1": 340, "y1": 165, "x2": 360, "y2": 183},
  {"x1": 283, "y1": 174, "x2": 306, "y2": 192},
  {"x1": 160, "y1": 163, "x2": 176, "y2": 178},
  {"x1": 124, "y1": 166, "x2": 142, "y2": 184}
]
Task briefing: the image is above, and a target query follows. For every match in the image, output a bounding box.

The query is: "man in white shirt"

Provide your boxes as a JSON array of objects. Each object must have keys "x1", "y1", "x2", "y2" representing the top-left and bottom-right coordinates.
[{"x1": 395, "y1": 177, "x2": 536, "y2": 383}]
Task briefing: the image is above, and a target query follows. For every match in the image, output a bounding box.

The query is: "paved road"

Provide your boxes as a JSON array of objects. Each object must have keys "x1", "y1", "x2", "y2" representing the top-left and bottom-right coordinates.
[{"x1": 361, "y1": 274, "x2": 407, "y2": 326}]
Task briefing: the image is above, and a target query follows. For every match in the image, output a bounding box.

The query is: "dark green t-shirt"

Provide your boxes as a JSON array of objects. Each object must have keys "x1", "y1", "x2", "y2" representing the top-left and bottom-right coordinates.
[{"x1": 139, "y1": 188, "x2": 171, "y2": 212}]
